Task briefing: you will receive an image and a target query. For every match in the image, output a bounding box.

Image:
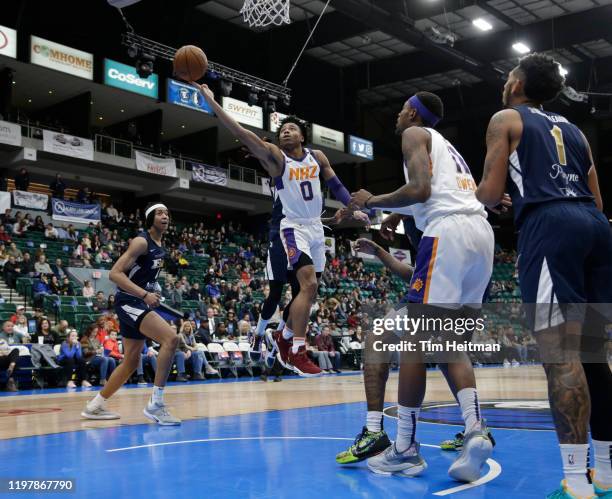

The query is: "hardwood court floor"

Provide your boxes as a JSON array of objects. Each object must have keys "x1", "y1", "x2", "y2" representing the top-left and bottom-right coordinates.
[{"x1": 0, "y1": 365, "x2": 548, "y2": 440}]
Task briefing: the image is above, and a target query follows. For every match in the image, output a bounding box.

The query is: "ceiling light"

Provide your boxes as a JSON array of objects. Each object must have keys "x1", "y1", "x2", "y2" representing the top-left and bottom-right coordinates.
[
  {"x1": 559, "y1": 65, "x2": 568, "y2": 77},
  {"x1": 98, "y1": 116, "x2": 103, "y2": 120},
  {"x1": 120, "y1": 109, "x2": 125, "y2": 113},
  {"x1": 247, "y1": 88, "x2": 259, "y2": 107},
  {"x1": 181, "y1": 125, "x2": 185, "y2": 129},
  {"x1": 27, "y1": 99, "x2": 32, "y2": 103},
  {"x1": 472, "y1": 18, "x2": 492, "y2": 31},
  {"x1": 48, "y1": 90, "x2": 53, "y2": 94},
  {"x1": 11, "y1": 81, "x2": 15, "y2": 85},
  {"x1": 512, "y1": 42, "x2": 530, "y2": 54}
]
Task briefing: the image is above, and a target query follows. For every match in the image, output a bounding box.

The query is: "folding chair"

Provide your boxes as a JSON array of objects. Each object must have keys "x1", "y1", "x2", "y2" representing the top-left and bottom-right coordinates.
[
  {"x1": 238, "y1": 342, "x2": 254, "y2": 377},
  {"x1": 196, "y1": 343, "x2": 221, "y2": 379},
  {"x1": 222, "y1": 341, "x2": 243, "y2": 378},
  {"x1": 206, "y1": 342, "x2": 232, "y2": 377}
]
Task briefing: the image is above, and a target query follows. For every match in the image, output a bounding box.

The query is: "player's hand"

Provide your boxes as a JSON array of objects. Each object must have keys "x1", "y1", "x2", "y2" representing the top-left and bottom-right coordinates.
[
  {"x1": 488, "y1": 193, "x2": 512, "y2": 215},
  {"x1": 380, "y1": 213, "x2": 403, "y2": 241},
  {"x1": 144, "y1": 292, "x2": 161, "y2": 308},
  {"x1": 190, "y1": 82, "x2": 215, "y2": 102},
  {"x1": 331, "y1": 208, "x2": 351, "y2": 225},
  {"x1": 349, "y1": 189, "x2": 373, "y2": 211},
  {"x1": 353, "y1": 238, "x2": 381, "y2": 256},
  {"x1": 352, "y1": 210, "x2": 371, "y2": 229}
]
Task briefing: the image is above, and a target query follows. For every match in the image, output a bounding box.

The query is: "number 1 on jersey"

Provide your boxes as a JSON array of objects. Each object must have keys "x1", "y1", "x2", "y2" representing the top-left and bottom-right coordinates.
[{"x1": 550, "y1": 125, "x2": 566, "y2": 166}]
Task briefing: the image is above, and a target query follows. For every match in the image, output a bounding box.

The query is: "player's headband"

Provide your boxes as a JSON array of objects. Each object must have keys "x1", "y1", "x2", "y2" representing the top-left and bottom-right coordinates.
[
  {"x1": 407, "y1": 95, "x2": 441, "y2": 128},
  {"x1": 145, "y1": 204, "x2": 168, "y2": 218}
]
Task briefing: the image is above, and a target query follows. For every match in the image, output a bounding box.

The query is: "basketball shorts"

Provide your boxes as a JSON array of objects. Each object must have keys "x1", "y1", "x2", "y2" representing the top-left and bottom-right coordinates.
[
  {"x1": 265, "y1": 231, "x2": 288, "y2": 283},
  {"x1": 407, "y1": 213, "x2": 494, "y2": 306},
  {"x1": 115, "y1": 292, "x2": 152, "y2": 341},
  {"x1": 279, "y1": 217, "x2": 326, "y2": 273},
  {"x1": 518, "y1": 200, "x2": 612, "y2": 331}
]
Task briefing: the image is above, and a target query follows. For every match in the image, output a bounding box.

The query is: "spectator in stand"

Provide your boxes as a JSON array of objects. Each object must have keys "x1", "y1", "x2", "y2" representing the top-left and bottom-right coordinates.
[
  {"x1": 0, "y1": 337, "x2": 19, "y2": 391},
  {"x1": 82, "y1": 280, "x2": 95, "y2": 298},
  {"x1": 187, "y1": 282, "x2": 203, "y2": 301},
  {"x1": 12, "y1": 315, "x2": 31, "y2": 344},
  {"x1": 61, "y1": 276, "x2": 74, "y2": 296},
  {"x1": 49, "y1": 173, "x2": 66, "y2": 200},
  {"x1": 12, "y1": 219, "x2": 28, "y2": 237},
  {"x1": 34, "y1": 318, "x2": 55, "y2": 346},
  {"x1": 226, "y1": 310, "x2": 239, "y2": 338},
  {"x1": 81, "y1": 324, "x2": 115, "y2": 386},
  {"x1": 76, "y1": 186, "x2": 91, "y2": 204},
  {"x1": 0, "y1": 226, "x2": 11, "y2": 244},
  {"x1": 51, "y1": 258, "x2": 66, "y2": 279},
  {"x1": 237, "y1": 316, "x2": 251, "y2": 338},
  {"x1": 170, "y1": 281, "x2": 183, "y2": 309},
  {"x1": 0, "y1": 244, "x2": 7, "y2": 269},
  {"x1": 206, "y1": 280, "x2": 220, "y2": 299},
  {"x1": 14, "y1": 168, "x2": 29, "y2": 191},
  {"x1": 31, "y1": 216, "x2": 45, "y2": 233},
  {"x1": 92, "y1": 291, "x2": 106, "y2": 313},
  {"x1": 178, "y1": 322, "x2": 207, "y2": 380},
  {"x1": 136, "y1": 342, "x2": 157, "y2": 385},
  {"x1": 215, "y1": 321, "x2": 228, "y2": 341},
  {"x1": 314, "y1": 326, "x2": 342, "y2": 374},
  {"x1": 107, "y1": 294, "x2": 115, "y2": 311},
  {"x1": 6, "y1": 242, "x2": 22, "y2": 261},
  {"x1": 44, "y1": 223, "x2": 59, "y2": 240},
  {"x1": 21, "y1": 252, "x2": 34, "y2": 276},
  {"x1": 105, "y1": 202, "x2": 119, "y2": 222},
  {"x1": 49, "y1": 274, "x2": 61, "y2": 295},
  {"x1": 32, "y1": 274, "x2": 51, "y2": 307},
  {"x1": 103, "y1": 330, "x2": 123, "y2": 363},
  {"x1": 58, "y1": 329, "x2": 91, "y2": 388},
  {"x1": 51, "y1": 319, "x2": 69, "y2": 343},
  {"x1": 3, "y1": 256, "x2": 21, "y2": 288},
  {"x1": 35, "y1": 254, "x2": 53, "y2": 276},
  {"x1": 0, "y1": 320, "x2": 20, "y2": 345}
]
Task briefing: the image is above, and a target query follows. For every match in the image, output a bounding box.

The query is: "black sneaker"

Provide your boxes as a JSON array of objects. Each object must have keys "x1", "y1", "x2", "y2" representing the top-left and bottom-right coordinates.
[{"x1": 336, "y1": 426, "x2": 391, "y2": 464}]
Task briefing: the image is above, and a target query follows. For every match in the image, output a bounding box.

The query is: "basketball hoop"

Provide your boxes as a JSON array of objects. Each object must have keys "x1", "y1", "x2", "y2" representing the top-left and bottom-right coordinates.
[{"x1": 240, "y1": 0, "x2": 291, "y2": 28}]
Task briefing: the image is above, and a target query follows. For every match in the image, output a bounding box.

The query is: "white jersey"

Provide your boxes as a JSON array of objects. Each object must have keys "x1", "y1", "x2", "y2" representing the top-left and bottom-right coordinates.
[
  {"x1": 275, "y1": 148, "x2": 323, "y2": 221},
  {"x1": 399, "y1": 127, "x2": 486, "y2": 231}
]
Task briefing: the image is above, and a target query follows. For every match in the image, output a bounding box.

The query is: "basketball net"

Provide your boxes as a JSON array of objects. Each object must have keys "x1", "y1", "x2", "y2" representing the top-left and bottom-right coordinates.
[{"x1": 241, "y1": 0, "x2": 291, "y2": 28}]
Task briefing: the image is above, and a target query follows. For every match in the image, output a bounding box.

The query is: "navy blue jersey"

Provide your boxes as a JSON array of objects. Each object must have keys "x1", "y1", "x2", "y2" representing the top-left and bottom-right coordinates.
[
  {"x1": 117, "y1": 231, "x2": 165, "y2": 296},
  {"x1": 268, "y1": 184, "x2": 285, "y2": 237},
  {"x1": 507, "y1": 105, "x2": 594, "y2": 228}
]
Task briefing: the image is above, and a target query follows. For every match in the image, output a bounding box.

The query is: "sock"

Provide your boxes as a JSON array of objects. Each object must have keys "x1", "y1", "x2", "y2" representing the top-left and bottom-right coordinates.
[
  {"x1": 593, "y1": 439, "x2": 612, "y2": 487},
  {"x1": 457, "y1": 387, "x2": 482, "y2": 432},
  {"x1": 277, "y1": 319, "x2": 286, "y2": 332},
  {"x1": 282, "y1": 326, "x2": 294, "y2": 341},
  {"x1": 255, "y1": 317, "x2": 269, "y2": 337},
  {"x1": 291, "y1": 337, "x2": 305, "y2": 354},
  {"x1": 560, "y1": 444, "x2": 594, "y2": 496},
  {"x1": 151, "y1": 386, "x2": 164, "y2": 406},
  {"x1": 366, "y1": 411, "x2": 383, "y2": 433},
  {"x1": 395, "y1": 405, "x2": 420, "y2": 452},
  {"x1": 88, "y1": 393, "x2": 107, "y2": 410}
]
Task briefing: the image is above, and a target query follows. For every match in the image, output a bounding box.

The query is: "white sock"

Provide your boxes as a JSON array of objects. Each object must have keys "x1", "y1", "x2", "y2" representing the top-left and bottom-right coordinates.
[
  {"x1": 151, "y1": 386, "x2": 164, "y2": 406},
  {"x1": 87, "y1": 393, "x2": 106, "y2": 410},
  {"x1": 277, "y1": 319, "x2": 286, "y2": 332},
  {"x1": 282, "y1": 326, "x2": 294, "y2": 341},
  {"x1": 291, "y1": 337, "x2": 304, "y2": 354},
  {"x1": 560, "y1": 444, "x2": 594, "y2": 496},
  {"x1": 395, "y1": 405, "x2": 420, "y2": 452},
  {"x1": 366, "y1": 411, "x2": 383, "y2": 433},
  {"x1": 593, "y1": 439, "x2": 612, "y2": 488},
  {"x1": 457, "y1": 387, "x2": 482, "y2": 432},
  {"x1": 255, "y1": 317, "x2": 269, "y2": 337}
]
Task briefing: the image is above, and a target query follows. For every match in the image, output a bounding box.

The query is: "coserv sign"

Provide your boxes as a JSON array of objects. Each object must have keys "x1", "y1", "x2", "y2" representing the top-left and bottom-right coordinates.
[
  {"x1": 104, "y1": 59, "x2": 158, "y2": 98},
  {"x1": 30, "y1": 35, "x2": 93, "y2": 80},
  {"x1": 0, "y1": 25, "x2": 17, "y2": 58}
]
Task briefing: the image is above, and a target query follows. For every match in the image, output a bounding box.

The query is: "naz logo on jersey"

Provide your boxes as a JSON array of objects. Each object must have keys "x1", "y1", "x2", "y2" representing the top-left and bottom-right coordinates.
[{"x1": 288, "y1": 165, "x2": 318, "y2": 181}]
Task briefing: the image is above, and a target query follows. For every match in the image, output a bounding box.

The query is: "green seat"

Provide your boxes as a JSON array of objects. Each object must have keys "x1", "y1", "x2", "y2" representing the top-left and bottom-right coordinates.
[
  {"x1": 0, "y1": 303, "x2": 16, "y2": 312},
  {"x1": 75, "y1": 305, "x2": 93, "y2": 314}
]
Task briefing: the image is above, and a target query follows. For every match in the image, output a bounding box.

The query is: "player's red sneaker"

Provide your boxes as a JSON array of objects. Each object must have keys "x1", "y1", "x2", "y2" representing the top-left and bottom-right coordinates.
[
  {"x1": 273, "y1": 331, "x2": 293, "y2": 370},
  {"x1": 288, "y1": 346, "x2": 322, "y2": 377}
]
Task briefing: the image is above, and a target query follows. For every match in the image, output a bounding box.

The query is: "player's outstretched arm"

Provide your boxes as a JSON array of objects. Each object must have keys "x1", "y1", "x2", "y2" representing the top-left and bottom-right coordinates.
[
  {"x1": 353, "y1": 238, "x2": 414, "y2": 282},
  {"x1": 192, "y1": 83, "x2": 283, "y2": 176},
  {"x1": 110, "y1": 237, "x2": 160, "y2": 308},
  {"x1": 349, "y1": 127, "x2": 431, "y2": 211},
  {"x1": 476, "y1": 109, "x2": 517, "y2": 208}
]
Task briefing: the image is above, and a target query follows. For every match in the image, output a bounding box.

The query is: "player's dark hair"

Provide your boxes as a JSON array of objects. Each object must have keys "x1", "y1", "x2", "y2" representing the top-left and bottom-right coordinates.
[
  {"x1": 276, "y1": 116, "x2": 308, "y2": 143},
  {"x1": 516, "y1": 53, "x2": 565, "y2": 104},
  {"x1": 144, "y1": 203, "x2": 169, "y2": 229},
  {"x1": 415, "y1": 91, "x2": 444, "y2": 120}
]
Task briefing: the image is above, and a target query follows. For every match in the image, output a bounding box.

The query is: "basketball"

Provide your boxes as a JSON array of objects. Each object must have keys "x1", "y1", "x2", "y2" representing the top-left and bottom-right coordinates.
[{"x1": 173, "y1": 45, "x2": 208, "y2": 82}]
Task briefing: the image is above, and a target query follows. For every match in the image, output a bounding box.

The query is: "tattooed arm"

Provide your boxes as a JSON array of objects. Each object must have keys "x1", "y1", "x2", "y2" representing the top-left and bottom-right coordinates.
[{"x1": 476, "y1": 109, "x2": 520, "y2": 208}]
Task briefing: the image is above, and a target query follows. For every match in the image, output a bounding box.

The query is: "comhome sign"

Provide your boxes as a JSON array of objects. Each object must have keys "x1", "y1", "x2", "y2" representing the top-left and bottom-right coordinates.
[
  {"x1": 222, "y1": 97, "x2": 263, "y2": 129},
  {"x1": 30, "y1": 35, "x2": 93, "y2": 80},
  {"x1": 104, "y1": 59, "x2": 158, "y2": 98}
]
